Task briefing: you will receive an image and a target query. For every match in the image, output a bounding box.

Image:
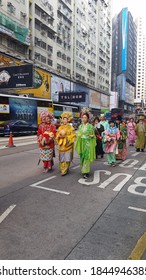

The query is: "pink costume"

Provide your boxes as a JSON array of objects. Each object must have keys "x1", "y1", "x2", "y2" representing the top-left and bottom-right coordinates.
[{"x1": 127, "y1": 121, "x2": 136, "y2": 145}]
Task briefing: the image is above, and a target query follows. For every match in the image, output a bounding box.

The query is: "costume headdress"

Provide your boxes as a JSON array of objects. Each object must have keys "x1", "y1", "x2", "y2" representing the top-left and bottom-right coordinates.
[
  {"x1": 60, "y1": 111, "x2": 73, "y2": 122},
  {"x1": 40, "y1": 111, "x2": 48, "y2": 120},
  {"x1": 80, "y1": 107, "x2": 91, "y2": 118},
  {"x1": 46, "y1": 111, "x2": 54, "y2": 120}
]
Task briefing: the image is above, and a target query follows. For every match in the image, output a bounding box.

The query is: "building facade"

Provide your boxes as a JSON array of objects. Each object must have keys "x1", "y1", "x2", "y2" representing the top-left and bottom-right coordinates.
[
  {"x1": 135, "y1": 17, "x2": 146, "y2": 115},
  {"x1": 111, "y1": 8, "x2": 137, "y2": 115},
  {"x1": 0, "y1": 0, "x2": 112, "y2": 113}
]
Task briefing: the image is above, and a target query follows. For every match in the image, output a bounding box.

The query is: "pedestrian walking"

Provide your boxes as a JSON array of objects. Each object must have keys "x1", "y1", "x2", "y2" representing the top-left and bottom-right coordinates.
[
  {"x1": 75, "y1": 109, "x2": 96, "y2": 179},
  {"x1": 56, "y1": 112, "x2": 76, "y2": 176},
  {"x1": 127, "y1": 118, "x2": 136, "y2": 146},
  {"x1": 104, "y1": 119, "x2": 120, "y2": 166},
  {"x1": 135, "y1": 116, "x2": 146, "y2": 152},
  {"x1": 93, "y1": 116, "x2": 104, "y2": 159},
  {"x1": 37, "y1": 111, "x2": 56, "y2": 172}
]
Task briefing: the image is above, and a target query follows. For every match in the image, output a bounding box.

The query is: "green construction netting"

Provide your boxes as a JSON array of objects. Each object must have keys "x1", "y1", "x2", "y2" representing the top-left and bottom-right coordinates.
[{"x1": 0, "y1": 12, "x2": 29, "y2": 43}]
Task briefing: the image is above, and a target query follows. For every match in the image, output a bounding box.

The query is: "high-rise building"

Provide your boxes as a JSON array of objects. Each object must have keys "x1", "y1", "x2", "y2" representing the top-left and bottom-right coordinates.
[
  {"x1": 0, "y1": 0, "x2": 112, "y2": 112},
  {"x1": 135, "y1": 17, "x2": 146, "y2": 113},
  {"x1": 111, "y1": 8, "x2": 137, "y2": 114}
]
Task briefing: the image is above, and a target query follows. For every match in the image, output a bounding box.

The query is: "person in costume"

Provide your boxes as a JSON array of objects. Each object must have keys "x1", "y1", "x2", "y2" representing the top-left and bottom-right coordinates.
[
  {"x1": 56, "y1": 112, "x2": 76, "y2": 176},
  {"x1": 37, "y1": 111, "x2": 56, "y2": 172},
  {"x1": 127, "y1": 118, "x2": 136, "y2": 146},
  {"x1": 115, "y1": 116, "x2": 128, "y2": 161},
  {"x1": 75, "y1": 109, "x2": 96, "y2": 179},
  {"x1": 93, "y1": 116, "x2": 104, "y2": 159},
  {"x1": 135, "y1": 116, "x2": 146, "y2": 152},
  {"x1": 104, "y1": 119, "x2": 120, "y2": 166}
]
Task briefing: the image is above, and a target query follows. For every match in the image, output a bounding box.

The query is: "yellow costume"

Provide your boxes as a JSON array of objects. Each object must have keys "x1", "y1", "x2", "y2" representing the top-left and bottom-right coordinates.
[{"x1": 56, "y1": 112, "x2": 76, "y2": 175}]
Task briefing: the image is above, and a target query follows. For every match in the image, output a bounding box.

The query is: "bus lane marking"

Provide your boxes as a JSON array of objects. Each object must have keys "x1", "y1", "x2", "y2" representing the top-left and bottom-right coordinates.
[
  {"x1": 128, "y1": 206, "x2": 146, "y2": 213},
  {"x1": 30, "y1": 176, "x2": 70, "y2": 195},
  {"x1": 128, "y1": 232, "x2": 146, "y2": 260},
  {"x1": 0, "y1": 204, "x2": 16, "y2": 224}
]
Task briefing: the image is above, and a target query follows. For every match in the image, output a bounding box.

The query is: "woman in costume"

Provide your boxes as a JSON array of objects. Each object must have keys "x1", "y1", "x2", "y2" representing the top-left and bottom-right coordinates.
[
  {"x1": 56, "y1": 112, "x2": 76, "y2": 176},
  {"x1": 37, "y1": 111, "x2": 56, "y2": 172},
  {"x1": 104, "y1": 119, "x2": 120, "y2": 166},
  {"x1": 75, "y1": 109, "x2": 96, "y2": 179},
  {"x1": 93, "y1": 116, "x2": 104, "y2": 159},
  {"x1": 127, "y1": 118, "x2": 136, "y2": 146},
  {"x1": 115, "y1": 118, "x2": 128, "y2": 161}
]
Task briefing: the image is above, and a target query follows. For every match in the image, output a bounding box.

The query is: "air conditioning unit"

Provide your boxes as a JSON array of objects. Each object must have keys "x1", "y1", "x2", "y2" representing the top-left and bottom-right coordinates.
[
  {"x1": 41, "y1": 30, "x2": 45, "y2": 35},
  {"x1": 7, "y1": 2, "x2": 12, "y2": 6},
  {"x1": 21, "y1": 12, "x2": 26, "y2": 17}
]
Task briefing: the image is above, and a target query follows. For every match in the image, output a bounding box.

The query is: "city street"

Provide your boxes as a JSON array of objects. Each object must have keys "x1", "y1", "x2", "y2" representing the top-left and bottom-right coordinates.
[{"x1": 0, "y1": 136, "x2": 146, "y2": 260}]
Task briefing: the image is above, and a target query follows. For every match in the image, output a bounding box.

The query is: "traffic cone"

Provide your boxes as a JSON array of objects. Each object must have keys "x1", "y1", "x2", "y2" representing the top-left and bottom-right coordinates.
[{"x1": 6, "y1": 132, "x2": 16, "y2": 147}]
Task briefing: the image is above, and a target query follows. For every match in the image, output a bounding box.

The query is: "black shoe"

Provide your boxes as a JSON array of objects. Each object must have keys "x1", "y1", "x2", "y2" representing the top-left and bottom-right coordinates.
[
  {"x1": 83, "y1": 174, "x2": 88, "y2": 179},
  {"x1": 136, "y1": 149, "x2": 140, "y2": 152},
  {"x1": 141, "y1": 149, "x2": 144, "y2": 152}
]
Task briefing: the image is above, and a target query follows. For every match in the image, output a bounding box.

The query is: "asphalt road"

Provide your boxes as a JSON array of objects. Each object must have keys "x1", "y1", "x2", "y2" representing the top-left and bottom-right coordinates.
[{"x1": 0, "y1": 139, "x2": 146, "y2": 260}]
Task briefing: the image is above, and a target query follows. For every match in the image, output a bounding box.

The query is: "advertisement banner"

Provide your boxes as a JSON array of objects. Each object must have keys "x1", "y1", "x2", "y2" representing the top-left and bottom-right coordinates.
[
  {"x1": 51, "y1": 75, "x2": 73, "y2": 102},
  {"x1": 89, "y1": 89, "x2": 101, "y2": 109},
  {"x1": 17, "y1": 68, "x2": 51, "y2": 99},
  {"x1": 9, "y1": 97, "x2": 37, "y2": 126},
  {"x1": 0, "y1": 64, "x2": 33, "y2": 89},
  {"x1": 73, "y1": 83, "x2": 89, "y2": 106},
  {"x1": 59, "y1": 91, "x2": 86, "y2": 102},
  {"x1": 101, "y1": 94, "x2": 110, "y2": 108}
]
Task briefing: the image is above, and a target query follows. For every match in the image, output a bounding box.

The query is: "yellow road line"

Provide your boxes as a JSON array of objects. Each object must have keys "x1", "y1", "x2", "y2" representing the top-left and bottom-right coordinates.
[{"x1": 128, "y1": 232, "x2": 146, "y2": 260}]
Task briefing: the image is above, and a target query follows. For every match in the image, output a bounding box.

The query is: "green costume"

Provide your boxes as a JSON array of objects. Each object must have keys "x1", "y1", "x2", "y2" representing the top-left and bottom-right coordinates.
[{"x1": 75, "y1": 123, "x2": 96, "y2": 174}]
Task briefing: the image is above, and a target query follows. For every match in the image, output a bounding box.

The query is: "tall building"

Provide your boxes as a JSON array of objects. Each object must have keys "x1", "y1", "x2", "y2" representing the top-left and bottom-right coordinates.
[
  {"x1": 135, "y1": 17, "x2": 146, "y2": 113},
  {"x1": 111, "y1": 8, "x2": 137, "y2": 115},
  {"x1": 0, "y1": 0, "x2": 112, "y2": 113},
  {"x1": 0, "y1": 0, "x2": 30, "y2": 60}
]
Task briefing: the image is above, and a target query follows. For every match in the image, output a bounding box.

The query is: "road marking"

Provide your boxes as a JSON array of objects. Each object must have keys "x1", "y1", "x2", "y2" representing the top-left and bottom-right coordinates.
[
  {"x1": 132, "y1": 152, "x2": 140, "y2": 157},
  {"x1": 30, "y1": 176, "x2": 70, "y2": 195},
  {"x1": 128, "y1": 206, "x2": 146, "y2": 213},
  {"x1": 0, "y1": 204, "x2": 16, "y2": 224},
  {"x1": 71, "y1": 165, "x2": 80, "y2": 169},
  {"x1": 128, "y1": 232, "x2": 146, "y2": 260},
  {"x1": 30, "y1": 185, "x2": 70, "y2": 195},
  {"x1": 0, "y1": 141, "x2": 37, "y2": 149},
  {"x1": 30, "y1": 176, "x2": 57, "y2": 186}
]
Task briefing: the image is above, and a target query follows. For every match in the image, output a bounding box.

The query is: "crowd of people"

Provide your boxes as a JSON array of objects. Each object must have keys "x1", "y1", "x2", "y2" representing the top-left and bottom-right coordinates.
[{"x1": 37, "y1": 109, "x2": 146, "y2": 179}]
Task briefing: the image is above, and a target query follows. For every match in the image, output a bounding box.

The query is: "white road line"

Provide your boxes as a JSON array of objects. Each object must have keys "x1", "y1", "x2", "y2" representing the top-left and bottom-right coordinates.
[
  {"x1": 0, "y1": 204, "x2": 16, "y2": 224},
  {"x1": 30, "y1": 176, "x2": 56, "y2": 186},
  {"x1": 132, "y1": 152, "x2": 140, "y2": 157},
  {"x1": 0, "y1": 141, "x2": 37, "y2": 149},
  {"x1": 128, "y1": 206, "x2": 146, "y2": 213},
  {"x1": 30, "y1": 175, "x2": 70, "y2": 195},
  {"x1": 71, "y1": 165, "x2": 80, "y2": 169},
  {"x1": 30, "y1": 185, "x2": 70, "y2": 195}
]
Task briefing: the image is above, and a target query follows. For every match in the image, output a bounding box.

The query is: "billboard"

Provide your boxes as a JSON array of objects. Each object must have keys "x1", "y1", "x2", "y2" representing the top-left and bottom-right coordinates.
[
  {"x1": 89, "y1": 89, "x2": 101, "y2": 109},
  {"x1": 17, "y1": 68, "x2": 51, "y2": 99},
  {"x1": 51, "y1": 74, "x2": 73, "y2": 102},
  {"x1": 59, "y1": 91, "x2": 86, "y2": 102},
  {"x1": 121, "y1": 8, "x2": 128, "y2": 71},
  {"x1": 0, "y1": 64, "x2": 33, "y2": 89},
  {"x1": 9, "y1": 97, "x2": 37, "y2": 126}
]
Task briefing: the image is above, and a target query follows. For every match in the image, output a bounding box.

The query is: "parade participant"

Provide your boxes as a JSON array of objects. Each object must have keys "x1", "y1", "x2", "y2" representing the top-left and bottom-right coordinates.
[
  {"x1": 115, "y1": 116, "x2": 128, "y2": 161},
  {"x1": 56, "y1": 112, "x2": 76, "y2": 176},
  {"x1": 135, "y1": 116, "x2": 146, "y2": 152},
  {"x1": 127, "y1": 118, "x2": 136, "y2": 146},
  {"x1": 100, "y1": 114, "x2": 109, "y2": 131},
  {"x1": 104, "y1": 119, "x2": 120, "y2": 166},
  {"x1": 75, "y1": 109, "x2": 96, "y2": 179},
  {"x1": 37, "y1": 111, "x2": 56, "y2": 172},
  {"x1": 93, "y1": 116, "x2": 104, "y2": 159}
]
